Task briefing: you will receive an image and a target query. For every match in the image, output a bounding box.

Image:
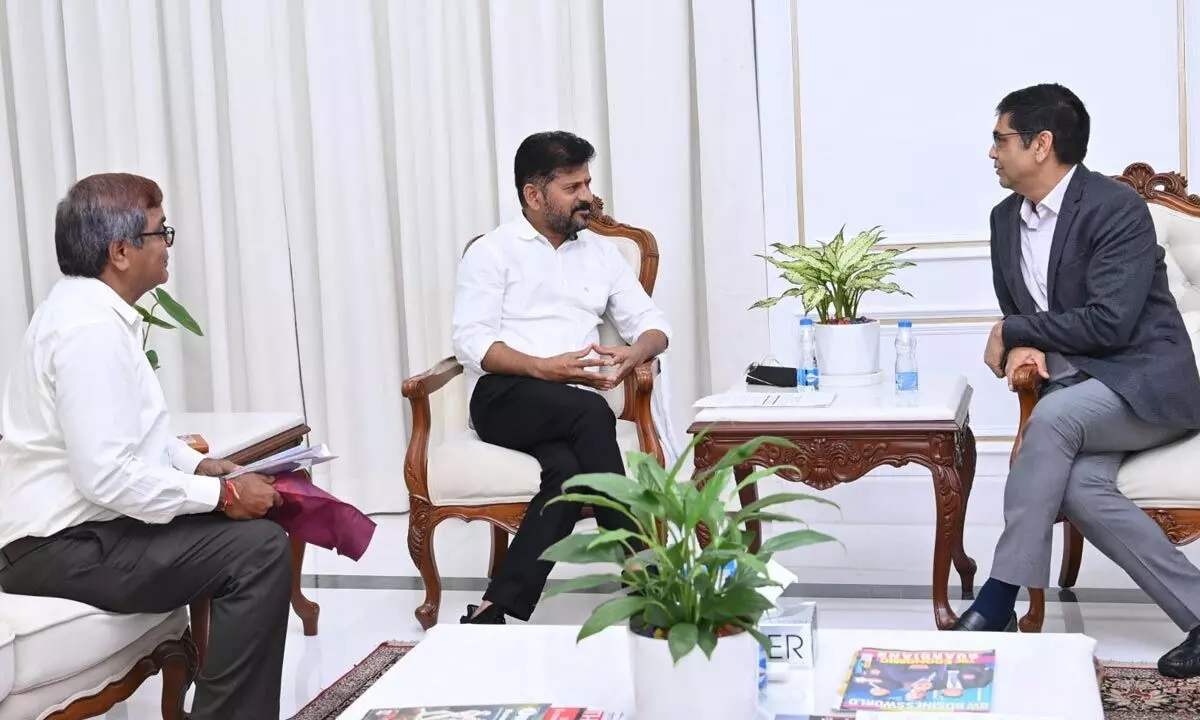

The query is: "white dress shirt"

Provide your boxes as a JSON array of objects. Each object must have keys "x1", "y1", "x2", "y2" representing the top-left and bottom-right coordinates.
[
  {"x1": 452, "y1": 214, "x2": 672, "y2": 400},
  {"x1": 1019, "y1": 165, "x2": 1077, "y2": 311},
  {"x1": 0, "y1": 277, "x2": 220, "y2": 548}
]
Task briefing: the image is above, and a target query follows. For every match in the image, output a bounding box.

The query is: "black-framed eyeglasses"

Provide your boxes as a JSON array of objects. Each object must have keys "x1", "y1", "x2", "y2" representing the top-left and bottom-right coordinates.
[{"x1": 138, "y1": 225, "x2": 175, "y2": 247}]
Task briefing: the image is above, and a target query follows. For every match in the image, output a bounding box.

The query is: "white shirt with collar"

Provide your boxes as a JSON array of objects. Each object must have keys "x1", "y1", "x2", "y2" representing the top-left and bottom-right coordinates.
[
  {"x1": 452, "y1": 214, "x2": 673, "y2": 401},
  {"x1": 1019, "y1": 164, "x2": 1077, "y2": 311},
  {"x1": 0, "y1": 277, "x2": 220, "y2": 548}
]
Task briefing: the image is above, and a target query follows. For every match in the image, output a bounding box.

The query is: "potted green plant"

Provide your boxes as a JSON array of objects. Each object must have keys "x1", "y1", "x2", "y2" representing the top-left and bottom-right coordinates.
[
  {"x1": 136, "y1": 287, "x2": 203, "y2": 370},
  {"x1": 540, "y1": 430, "x2": 839, "y2": 720},
  {"x1": 751, "y1": 226, "x2": 915, "y2": 381}
]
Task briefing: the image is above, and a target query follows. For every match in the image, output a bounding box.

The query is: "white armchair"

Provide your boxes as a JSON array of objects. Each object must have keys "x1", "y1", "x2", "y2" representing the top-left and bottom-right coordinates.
[
  {"x1": 1013, "y1": 162, "x2": 1200, "y2": 632},
  {"x1": 0, "y1": 592, "x2": 196, "y2": 720}
]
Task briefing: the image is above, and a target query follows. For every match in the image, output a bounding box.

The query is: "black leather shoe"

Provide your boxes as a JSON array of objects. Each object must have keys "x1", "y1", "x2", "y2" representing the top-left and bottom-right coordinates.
[
  {"x1": 1158, "y1": 626, "x2": 1200, "y2": 678},
  {"x1": 949, "y1": 609, "x2": 1018, "y2": 632},
  {"x1": 460, "y1": 603, "x2": 506, "y2": 625}
]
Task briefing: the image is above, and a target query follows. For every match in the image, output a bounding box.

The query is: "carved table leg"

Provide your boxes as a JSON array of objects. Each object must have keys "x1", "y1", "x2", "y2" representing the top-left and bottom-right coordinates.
[
  {"x1": 929, "y1": 463, "x2": 967, "y2": 630},
  {"x1": 952, "y1": 426, "x2": 979, "y2": 598},
  {"x1": 289, "y1": 534, "x2": 320, "y2": 636}
]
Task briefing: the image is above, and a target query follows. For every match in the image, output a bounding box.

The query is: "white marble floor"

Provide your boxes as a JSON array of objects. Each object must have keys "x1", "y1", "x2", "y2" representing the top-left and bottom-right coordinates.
[{"x1": 91, "y1": 514, "x2": 1193, "y2": 719}]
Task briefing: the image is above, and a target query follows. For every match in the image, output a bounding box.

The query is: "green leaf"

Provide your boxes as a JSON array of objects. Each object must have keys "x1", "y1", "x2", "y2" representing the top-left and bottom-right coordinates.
[
  {"x1": 732, "y1": 492, "x2": 841, "y2": 525},
  {"x1": 135, "y1": 304, "x2": 176, "y2": 330},
  {"x1": 540, "y1": 532, "x2": 624, "y2": 565},
  {"x1": 759, "y1": 528, "x2": 841, "y2": 556},
  {"x1": 578, "y1": 595, "x2": 649, "y2": 641},
  {"x1": 546, "y1": 492, "x2": 643, "y2": 530},
  {"x1": 587, "y1": 528, "x2": 641, "y2": 551},
  {"x1": 145, "y1": 349, "x2": 159, "y2": 370},
  {"x1": 643, "y1": 602, "x2": 674, "y2": 629},
  {"x1": 542, "y1": 573, "x2": 623, "y2": 599},
  {"x1": 668, "y1": 622, "x2": 699, "y2": 663},
  {"x1": 697, "y1": 627, "x2": 718, "y2": 659},
  {"x1": 562, "y1": 473, "x2": 648, "y2": 508},
  {"x1": 153, "y1": 288, "x2": 202, "y2": 336},
  {"x1": 703, "y1": 585, "x2": 775, "y2": 620}
]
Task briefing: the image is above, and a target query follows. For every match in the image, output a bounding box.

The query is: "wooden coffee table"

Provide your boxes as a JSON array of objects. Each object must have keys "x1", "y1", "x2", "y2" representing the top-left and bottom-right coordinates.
[{"x1": 689, "y1": 374, "x2": 977, "y2": 630}]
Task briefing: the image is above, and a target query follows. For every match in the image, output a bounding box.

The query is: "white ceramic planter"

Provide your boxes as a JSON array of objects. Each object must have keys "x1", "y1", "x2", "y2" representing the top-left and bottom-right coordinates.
[
  {"x1": 630, "y1": 628, "x2": 759, "y2": 720},
  {"x1": 813, "y1": 320, "x2": 881, "y2": 377}
]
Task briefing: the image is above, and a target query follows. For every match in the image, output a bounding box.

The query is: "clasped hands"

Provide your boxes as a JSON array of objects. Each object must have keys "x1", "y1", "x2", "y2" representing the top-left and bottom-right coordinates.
[
  {"x1": 983, "y1": 320, "x2": 1049, "y2": 390},
  {"x1": 195, "y1": 457, "x2": 282, "y2": 520},
  {"x1": 534, "y1": 343, "x2": 647, "y2": 392}
]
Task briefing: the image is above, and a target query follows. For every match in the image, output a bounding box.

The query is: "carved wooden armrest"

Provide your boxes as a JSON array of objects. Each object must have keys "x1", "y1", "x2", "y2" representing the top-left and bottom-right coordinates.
[
  {"x1": 622, "y1": 357, "x2": 664, "y2": 465},
  {"x1": 1008, "y1": 363, "x2": 1046, "y2": 464},
  {"x1": 401, "y1": 356, "x2": 464, "y2": 400},
  {"x1": 401, "y1": 356, "x2": 464, "y2": 500}
]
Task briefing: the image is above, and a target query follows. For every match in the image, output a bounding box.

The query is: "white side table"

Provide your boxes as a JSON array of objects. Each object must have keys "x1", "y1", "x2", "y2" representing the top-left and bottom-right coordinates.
[{"x1": 689, "y1": 374, "x2": 977, "y2": 630}]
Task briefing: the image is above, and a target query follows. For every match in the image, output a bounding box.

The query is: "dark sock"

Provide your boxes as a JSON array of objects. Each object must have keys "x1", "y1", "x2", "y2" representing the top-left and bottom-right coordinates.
[{"x1": 969, "y1": 578, "x2": 1019, "y2": 630}]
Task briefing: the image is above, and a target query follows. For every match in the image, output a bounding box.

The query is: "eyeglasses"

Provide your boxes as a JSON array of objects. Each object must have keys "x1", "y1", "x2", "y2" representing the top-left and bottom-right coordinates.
[
  {"x1": 138, "y1": 225, "x2": 175, "y2": 247},
  {"x1": 992, "y1": 130, "x2": 1041, "y2": 149}
]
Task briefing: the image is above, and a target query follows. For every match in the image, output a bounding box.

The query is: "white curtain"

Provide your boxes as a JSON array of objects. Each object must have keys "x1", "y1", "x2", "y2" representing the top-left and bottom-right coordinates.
[{"x1": 0, "y1": 0, "x2": 772, "y2": 513}]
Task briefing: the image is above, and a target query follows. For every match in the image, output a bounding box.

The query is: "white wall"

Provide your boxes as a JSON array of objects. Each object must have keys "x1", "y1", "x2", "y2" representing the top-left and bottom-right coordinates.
[{"x1": 754, "y1": 0, "x2": 1197, "y2": 589}]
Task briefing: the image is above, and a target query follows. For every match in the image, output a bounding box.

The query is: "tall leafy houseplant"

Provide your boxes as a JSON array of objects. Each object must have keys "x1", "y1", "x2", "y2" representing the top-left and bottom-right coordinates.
[
  {"x1": 751, "y1": 226, "x2": 914, "y2": 323},
  {"x1": 136, "y1": 288, "x2": 203, "y2": 370},
  {"x1": 539, "y1": 429, "x2": 840, "y2": 718}
]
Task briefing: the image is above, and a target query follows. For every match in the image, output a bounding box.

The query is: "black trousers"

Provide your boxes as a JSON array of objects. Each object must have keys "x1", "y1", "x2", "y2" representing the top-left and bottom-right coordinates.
[
  {"x1": 471, "y1": 374, "x2": 639, "y2": 621},
  {"x1": 0, "y1": 514, "x2": 290, "y2": 720}
]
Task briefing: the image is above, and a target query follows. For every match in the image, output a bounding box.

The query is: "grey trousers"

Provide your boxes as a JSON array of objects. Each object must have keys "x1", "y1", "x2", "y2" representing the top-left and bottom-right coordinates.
[
  {"x1": 0, "y1": 514, "x2": 291, "y2": 719},
  {"x1": 993, "y1": 378, "x2": 1200, "y2": 630}
]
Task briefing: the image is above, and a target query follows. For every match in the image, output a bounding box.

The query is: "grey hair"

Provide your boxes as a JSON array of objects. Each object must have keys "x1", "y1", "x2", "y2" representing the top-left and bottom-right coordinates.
[{"x1": 55, "y1": 173, "x2": 163, "y2": 278}]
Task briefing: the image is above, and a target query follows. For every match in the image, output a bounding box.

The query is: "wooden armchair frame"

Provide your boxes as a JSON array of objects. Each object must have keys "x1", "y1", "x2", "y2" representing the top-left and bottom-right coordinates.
[
  {"x1": 401, "y1": 197, "x2": 666, "y2": 629},
  {"x1": 1011, "y1": 162, "x2": 1200, "y2": 632}
]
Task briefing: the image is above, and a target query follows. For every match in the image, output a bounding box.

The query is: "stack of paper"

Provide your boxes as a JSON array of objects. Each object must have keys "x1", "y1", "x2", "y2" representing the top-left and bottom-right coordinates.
[
  {"x1": 693, "y1": 392, "x2": 837, "y2": 409},
  {"x1": 225, "y1": 443, "x2": 337, "y2": 478}
]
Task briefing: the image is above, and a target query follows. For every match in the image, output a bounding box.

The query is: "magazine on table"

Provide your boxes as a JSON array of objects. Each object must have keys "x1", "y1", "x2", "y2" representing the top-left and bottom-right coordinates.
[
  {"x1": 836, "y1": 647, "x2": 995, "y2": 713},
  {"x1": 361, "y1": 705, "x2": 624, "y2": 720}
]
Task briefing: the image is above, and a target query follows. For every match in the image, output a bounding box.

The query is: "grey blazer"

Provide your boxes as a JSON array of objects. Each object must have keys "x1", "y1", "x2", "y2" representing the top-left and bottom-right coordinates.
[{"x1": 989, "y1": 164, "x2": 1200, "y2": 429}]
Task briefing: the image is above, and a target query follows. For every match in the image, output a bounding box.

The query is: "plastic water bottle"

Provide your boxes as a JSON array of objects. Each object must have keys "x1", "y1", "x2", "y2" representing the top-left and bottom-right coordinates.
[
  {"x1": 895, "y1": 320, "x2": 918, "y2": 393},
  {"x1": 797, "y1": 318, "x2": 819, "y2": 391}
]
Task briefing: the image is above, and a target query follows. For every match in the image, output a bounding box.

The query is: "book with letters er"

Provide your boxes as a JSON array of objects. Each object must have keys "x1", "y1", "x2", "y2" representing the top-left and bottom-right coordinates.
[{"x1": 361, "y1": 705, "x2": 624, "y2": 719}]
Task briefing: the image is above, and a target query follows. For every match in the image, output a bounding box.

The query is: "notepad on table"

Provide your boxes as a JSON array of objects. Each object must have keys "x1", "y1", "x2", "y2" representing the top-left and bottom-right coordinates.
[{"x1": 693, "y1": 391, "x2": 837, "y2": 409}]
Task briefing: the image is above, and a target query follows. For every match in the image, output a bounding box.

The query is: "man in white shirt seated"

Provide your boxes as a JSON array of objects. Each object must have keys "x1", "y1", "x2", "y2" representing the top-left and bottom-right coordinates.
[
  {"x1": 0, "y1": 173, "x2": 289, "y2": 719},
  {"x1": 453, "y1": 131, "x2": 671, "y2": 625}
]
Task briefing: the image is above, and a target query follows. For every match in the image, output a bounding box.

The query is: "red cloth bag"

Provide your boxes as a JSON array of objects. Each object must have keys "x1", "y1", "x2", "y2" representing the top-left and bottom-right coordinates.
[{"x1": 265, "y1": 472, "x2": 376, "y2": 561}]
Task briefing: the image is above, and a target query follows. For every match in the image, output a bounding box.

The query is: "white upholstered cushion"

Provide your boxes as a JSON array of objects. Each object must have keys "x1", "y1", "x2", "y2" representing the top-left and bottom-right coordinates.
[
  {"x1": 1115, "y1": 308, "x2": 1200, "y2": 509},
  {"x1": 427, "y1": 419, "x2": 643, "y2": 506},
  {"x1": 1150, "y1": 204, "x2": 1200, "y2": 313},
  {"x1": 0, "y1": 599, "x2": 187, "y2": 720},
  {"x1": 0, "y1": 593, "x2": 178, "y2": 695},
  {"x1": 0, "y1": 620, "x2": 12, "y2": 704}
]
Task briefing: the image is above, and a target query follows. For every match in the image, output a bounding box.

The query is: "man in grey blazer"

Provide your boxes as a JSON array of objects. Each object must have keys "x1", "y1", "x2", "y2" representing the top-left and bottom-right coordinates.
[{"x1": 953, "y1": 83, "x2": 1200, "y2": 678}]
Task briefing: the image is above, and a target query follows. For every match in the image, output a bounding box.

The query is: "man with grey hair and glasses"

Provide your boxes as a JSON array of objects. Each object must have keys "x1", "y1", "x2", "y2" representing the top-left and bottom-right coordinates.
[{"x1": 0, "y1": 173, "x2": 289, "y2": 718}]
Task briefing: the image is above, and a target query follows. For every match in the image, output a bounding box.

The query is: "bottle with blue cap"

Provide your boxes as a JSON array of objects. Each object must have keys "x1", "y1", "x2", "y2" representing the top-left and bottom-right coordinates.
[
  {"x1": 895, "y1": 320, "x2": 918, "y2": 393},
  {"x1": 797, "y1": 317, "x2": 819, "y2": 391}
]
